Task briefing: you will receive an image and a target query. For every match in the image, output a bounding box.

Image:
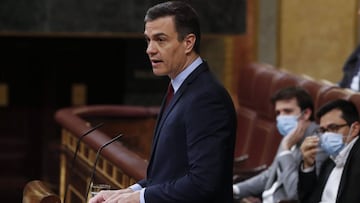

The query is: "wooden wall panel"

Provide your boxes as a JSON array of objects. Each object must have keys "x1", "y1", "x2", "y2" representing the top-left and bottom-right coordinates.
[{"x1": 279, "y1": 0, "x2": 357, "y2": 83}]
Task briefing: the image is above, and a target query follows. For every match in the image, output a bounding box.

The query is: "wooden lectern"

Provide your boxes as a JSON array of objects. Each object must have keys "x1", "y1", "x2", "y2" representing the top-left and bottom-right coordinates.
[{"x1": 54, "y1": 105, "x2": 159, "y2": 203}]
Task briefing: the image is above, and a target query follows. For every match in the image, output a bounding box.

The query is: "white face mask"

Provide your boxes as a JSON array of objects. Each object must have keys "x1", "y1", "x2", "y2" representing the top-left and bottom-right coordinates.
[
  {"x1": 276, "y1": 115, "x2": 298, "y2": 137},
  {"x1": 320, "y1": 132, "x2": 345, "y2": 157},
  {"x1": 319, "y1": 125, "x2": 352, "y2": 157}
]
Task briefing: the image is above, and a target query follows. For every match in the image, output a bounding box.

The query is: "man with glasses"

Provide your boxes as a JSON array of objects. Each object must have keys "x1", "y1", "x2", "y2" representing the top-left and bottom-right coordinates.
[{"x1": 299, "y1": 99, "x2": 360, "y2": 202}]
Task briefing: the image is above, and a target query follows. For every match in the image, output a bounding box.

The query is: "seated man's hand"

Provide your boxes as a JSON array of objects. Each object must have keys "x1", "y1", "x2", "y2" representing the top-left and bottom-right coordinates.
[
  {"x1": 300, "y1": 135, "x2": 320, "y2": 169},
  {"x1": 282, "y1": 119, "x2": 310, "y2": 150}
]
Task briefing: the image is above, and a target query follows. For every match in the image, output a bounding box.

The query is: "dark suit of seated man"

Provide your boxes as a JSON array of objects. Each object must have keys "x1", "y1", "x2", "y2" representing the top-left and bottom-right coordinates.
[{"x1": 338, "y1": 45, "x2": 360, "y2": 91}]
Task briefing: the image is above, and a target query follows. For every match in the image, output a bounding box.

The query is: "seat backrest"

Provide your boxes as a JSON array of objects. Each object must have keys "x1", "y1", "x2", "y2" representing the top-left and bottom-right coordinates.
[
  {"x1": 234, "y1": 106, "x2": 256, "y2": 158},
  {"x1": 316, "y1": 87, "x2": 352, "y2": 111},
  {"x1": 349, "y1": 92, "x2": 360, "y2": 114},
  {"x1": 271, "y1": 70, "x2": 302, "y2": 93},
  {"x1": 268, "y1": 70, "x2": 303, "y2": 118},
  {"x1": 250, "y1": 67, "x2": 277, "y2": 119},
  {"x1": 239, "y1": 118, "x2": 277, "y2": 168},
  {"x1": 22, "y1": 180, "x2": 61, "y2": 203},
  {"x1": 237, "y1": 63, "x2": 263, "y2": 107},
  {"x1": 298, "y1": 76, "x2": 330, "y2": 108}
]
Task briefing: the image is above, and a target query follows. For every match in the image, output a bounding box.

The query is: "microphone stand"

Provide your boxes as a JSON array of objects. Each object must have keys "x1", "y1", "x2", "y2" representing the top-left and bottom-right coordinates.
[
  {"x1": 63, "y1": 122, "x2": 104, "y2": 203},
  {"x1": 85, "y1": 133, "x2": 124, "y2": 201}
]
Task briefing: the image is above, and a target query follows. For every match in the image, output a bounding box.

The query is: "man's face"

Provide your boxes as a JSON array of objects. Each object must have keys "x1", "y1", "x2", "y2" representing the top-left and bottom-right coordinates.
[
  {"x1": 274, "y1": 97, "x2": 302, "y2": 117},
  {"x1": 319, "y1": 109, "x2": 351, "y2": 143},
  {"x1": 144, "y1": 16, "x2": 188, "y2": 79}
]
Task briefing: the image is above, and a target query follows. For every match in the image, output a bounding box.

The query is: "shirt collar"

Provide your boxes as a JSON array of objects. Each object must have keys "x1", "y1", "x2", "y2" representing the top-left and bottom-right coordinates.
[
  {"x1": 332, "y1": 136, "x2": 359, "y2": 167},
  {"x1": 171, "y1": 57, "x2": 203, "y2": 93}
]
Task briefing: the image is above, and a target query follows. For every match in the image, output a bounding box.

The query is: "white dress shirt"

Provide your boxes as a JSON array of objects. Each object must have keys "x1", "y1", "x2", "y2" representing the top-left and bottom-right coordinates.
[
  {"x1": 350, "y1": 71, "x2": 360, "y2": 91},
  {"x1": 319, "y1": 137, "x2": 358, "y2": 203}
]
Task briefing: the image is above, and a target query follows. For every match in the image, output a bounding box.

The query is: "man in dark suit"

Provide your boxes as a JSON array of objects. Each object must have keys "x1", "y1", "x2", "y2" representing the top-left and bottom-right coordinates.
[
  {"x1": 89, "y1": 1, "x2": 237, "y2": 203},
  {"x1": 298, "y1": 99, "x2": 360, "y2": 202},
  {"x1": 338, "y1": 45, "x2": 360, "y2": 91},
  {"x1": 338, "y1": 9, "x2": 360, "y2": 91}
]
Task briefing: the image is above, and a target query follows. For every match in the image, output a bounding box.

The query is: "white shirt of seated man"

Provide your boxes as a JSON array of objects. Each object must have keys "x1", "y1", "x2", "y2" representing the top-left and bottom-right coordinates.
[{"x1": 350, "y1": 70, "x2": 360, "y2": 91}]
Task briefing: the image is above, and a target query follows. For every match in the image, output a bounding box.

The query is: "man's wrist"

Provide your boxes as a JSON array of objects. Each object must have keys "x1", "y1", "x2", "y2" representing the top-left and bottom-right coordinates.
[
  {"x1": 129, "y1": 183, "x2": 142, "y2": 191},
  {"x1": 301, "y1": 161, "x2": 315, "y2": 172}
]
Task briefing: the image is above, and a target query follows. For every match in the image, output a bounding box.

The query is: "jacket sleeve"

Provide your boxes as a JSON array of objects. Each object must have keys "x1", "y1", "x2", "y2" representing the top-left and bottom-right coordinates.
[
  {"x1": 298, "y1": 163, "x2": 317, "y2": 203},
  {"x1": 234, "y1": 166, "x2": 271, "y2": 199}
]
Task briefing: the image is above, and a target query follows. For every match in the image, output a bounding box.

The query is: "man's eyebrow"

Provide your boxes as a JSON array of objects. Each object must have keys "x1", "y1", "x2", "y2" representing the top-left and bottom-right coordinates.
[
  {"x1": 320, "y1": 123, "x2": 336, "y2": 128},
  {"x1": 144, "y1": 32, "x2": 168, "y2": 39},
  {"x1": 283, "y1": 108, "x2": 294, "y2": 112}
]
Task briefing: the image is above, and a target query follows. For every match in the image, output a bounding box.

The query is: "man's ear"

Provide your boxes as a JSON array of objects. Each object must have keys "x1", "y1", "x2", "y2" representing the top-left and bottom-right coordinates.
[
  {"x1": 302, "y1": 108, "x2": 312, "y2": 120},
  {"x1": 183, "y1": 33, "x2": 196, "y2": 54},
  {"x1": 350, "y1": 121, "x2": 360, "y2": 138}
]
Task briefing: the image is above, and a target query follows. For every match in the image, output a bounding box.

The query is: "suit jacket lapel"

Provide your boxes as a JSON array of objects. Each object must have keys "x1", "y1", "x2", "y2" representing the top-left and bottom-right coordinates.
[
  {"x1": 336, "y1": 138, "x2": 360, "y2": 201},
  {"x1": 265, "y1": 161, "x2": 279, "y2": 189}
]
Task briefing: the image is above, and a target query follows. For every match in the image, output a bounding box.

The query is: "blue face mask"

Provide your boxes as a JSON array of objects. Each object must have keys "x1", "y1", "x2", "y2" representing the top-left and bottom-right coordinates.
[
  {"x1": 276, "y1": 115, "x2": 298, "y2": 137},
  {"x1": 320, "y1": 132, "x2": 345, "y2": 157}
]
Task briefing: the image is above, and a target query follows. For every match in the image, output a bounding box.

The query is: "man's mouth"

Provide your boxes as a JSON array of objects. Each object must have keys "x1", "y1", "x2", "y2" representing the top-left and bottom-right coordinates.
[{"x1": 151, "y1": 59, "x2": 163, "y2": 66}]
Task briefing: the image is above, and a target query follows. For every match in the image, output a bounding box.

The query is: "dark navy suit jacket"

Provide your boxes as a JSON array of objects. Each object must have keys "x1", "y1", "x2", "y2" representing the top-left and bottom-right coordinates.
[
  {"x1": 298, "y1": 138, "x2": 360, "y2": 203},
  {"x1": 339, "y1": 45, "x2": 360, "y2": 89},
  {"x1": 137, "y1": 62, "x2": 237, "y2": 203}
]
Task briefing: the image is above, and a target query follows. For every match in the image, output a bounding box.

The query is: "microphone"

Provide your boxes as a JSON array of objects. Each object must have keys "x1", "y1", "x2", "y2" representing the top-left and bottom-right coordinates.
[
  {"x1": 63, "y1": 122, "x2": 104, "y2": 203},
  {"x1": 85, "y1": 133, "x2": 124, "y2": 200}
]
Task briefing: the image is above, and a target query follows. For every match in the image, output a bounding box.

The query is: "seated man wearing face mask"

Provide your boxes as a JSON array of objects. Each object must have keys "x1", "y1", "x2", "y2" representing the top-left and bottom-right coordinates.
[
  {"x1": 299, "y1": 99, "x2": 360, "y2": 202},
  {"x1": 233, "y1": 86, "x2": 328, "y2": 203}
]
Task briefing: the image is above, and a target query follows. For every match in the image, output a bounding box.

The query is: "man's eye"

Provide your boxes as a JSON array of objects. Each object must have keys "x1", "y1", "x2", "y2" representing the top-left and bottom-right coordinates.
[
  {"x1": 317, "y1": 128, "x2": 325, "y2": 134},
  {"x1": 327, "y1": 124, "x2": 341, "y2": 131}
]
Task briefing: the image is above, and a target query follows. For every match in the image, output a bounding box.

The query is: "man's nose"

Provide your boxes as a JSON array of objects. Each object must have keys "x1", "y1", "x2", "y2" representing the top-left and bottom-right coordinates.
[{"x1": 146, "y1": 41, "x2": 157, "y2": 55}]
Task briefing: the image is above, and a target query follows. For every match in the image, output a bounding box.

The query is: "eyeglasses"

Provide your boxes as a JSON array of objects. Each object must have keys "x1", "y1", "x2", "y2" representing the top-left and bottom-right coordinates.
[{"x1": 315, "y1": 123, "x2": 348, "y2": 134}]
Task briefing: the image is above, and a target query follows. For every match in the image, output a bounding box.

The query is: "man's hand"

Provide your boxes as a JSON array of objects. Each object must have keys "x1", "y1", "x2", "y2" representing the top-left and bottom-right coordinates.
[
  {"x1": 300, "y1": 135, "x2": 320, "y2": 169},
  {"x1": 282, "y1": 119, "x2": 310, "y2": 150},
  {"x1": 88, "y1": 188, "x2": 134, "y2": 203},
  {"x1": 105, "y1": 190, "x2": 140, "y2": 203}
]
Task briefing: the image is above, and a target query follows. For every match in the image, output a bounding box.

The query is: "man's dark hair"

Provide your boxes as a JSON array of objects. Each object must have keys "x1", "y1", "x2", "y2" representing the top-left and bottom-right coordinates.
[
  {"x1": 271, "y1": 86, "x2": 315, "y2": 121},
  {"x1": 316, "y1": 99, "x2": 359, "y2": 126},
  {"x1": 144, "y1": 1, "x2": 201, "y2": 54}
]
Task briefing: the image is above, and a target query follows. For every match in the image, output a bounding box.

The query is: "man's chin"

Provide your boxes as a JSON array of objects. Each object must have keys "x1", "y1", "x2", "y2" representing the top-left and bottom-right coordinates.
[{"x1": 152, "y1": 70, "x2": 168, "y2": 77}]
